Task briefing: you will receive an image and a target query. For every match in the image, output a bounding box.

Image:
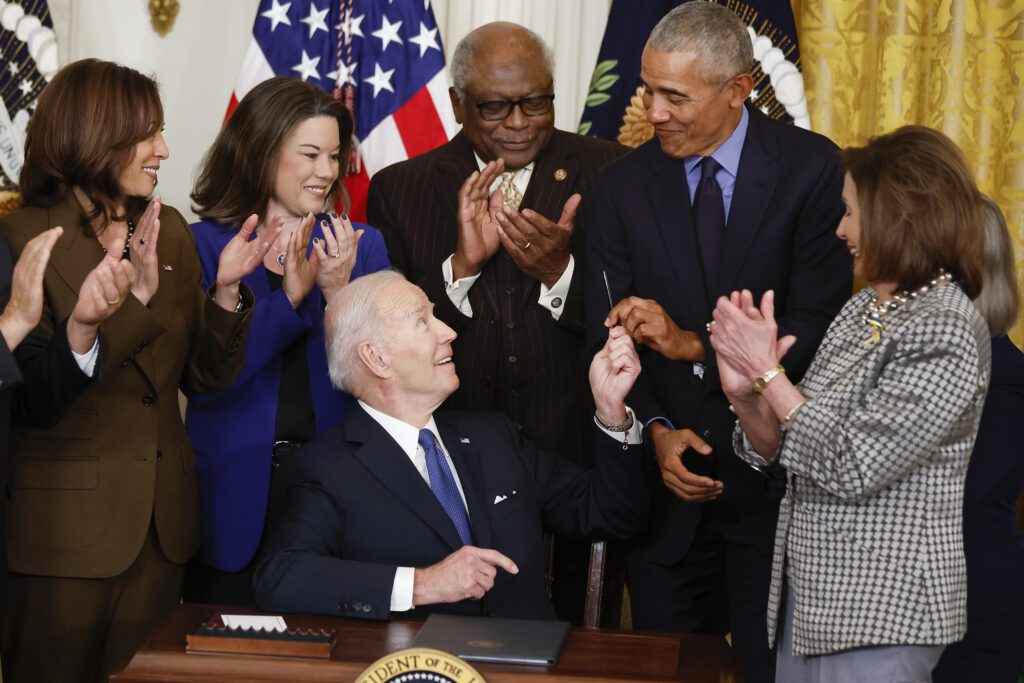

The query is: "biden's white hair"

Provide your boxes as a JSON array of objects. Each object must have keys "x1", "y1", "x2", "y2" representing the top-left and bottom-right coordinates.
[{"x1": 324, "y1": 270, "x2": 407, "y2": 395}]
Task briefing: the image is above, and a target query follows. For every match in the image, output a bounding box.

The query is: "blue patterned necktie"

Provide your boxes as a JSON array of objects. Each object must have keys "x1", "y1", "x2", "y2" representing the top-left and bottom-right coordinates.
[
  {"x1": 694, "y1": 156, "x2": 726, "y2": 297},
  {"x1": 418, "y1": 429, "x2": 473, "y2": 546}
]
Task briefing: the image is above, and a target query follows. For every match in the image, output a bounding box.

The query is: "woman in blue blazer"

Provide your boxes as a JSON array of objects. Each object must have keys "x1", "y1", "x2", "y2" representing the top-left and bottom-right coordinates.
[{"x1": 184, "y1": 77, "x2": 390, "y2": 605}]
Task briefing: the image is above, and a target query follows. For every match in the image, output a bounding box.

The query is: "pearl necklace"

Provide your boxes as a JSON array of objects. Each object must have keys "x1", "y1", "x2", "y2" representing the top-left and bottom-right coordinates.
[{"x1": 862, "y1": 269, "x2": 952, "y2": 346}]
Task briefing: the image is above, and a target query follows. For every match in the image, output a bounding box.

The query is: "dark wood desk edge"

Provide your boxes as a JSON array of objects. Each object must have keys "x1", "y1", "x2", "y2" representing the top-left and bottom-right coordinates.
[{"x1": 111, "y1": 604, "x2": 741, "y2": 682}]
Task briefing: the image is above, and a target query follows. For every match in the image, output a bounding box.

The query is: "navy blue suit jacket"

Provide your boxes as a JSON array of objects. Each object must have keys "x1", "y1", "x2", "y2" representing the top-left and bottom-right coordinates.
[
  {"x1": 585, "y1": 106, "x2": 851, "y2": 559},
  {"x1": 252, "y1": 405, "x2": 649, "y2": 620},
  {"x1": 185, "y1": 218, "x2": 390, "y2": 571},
  {"x1": 962, "y1": 336, "x2": 1024, "y2": 618}
]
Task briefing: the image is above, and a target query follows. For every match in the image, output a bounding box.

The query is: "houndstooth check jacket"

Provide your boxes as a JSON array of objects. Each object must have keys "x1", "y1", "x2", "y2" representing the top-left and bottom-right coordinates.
[{"x1": 735, "y1": 282, "x2": 991, "y2": 656}]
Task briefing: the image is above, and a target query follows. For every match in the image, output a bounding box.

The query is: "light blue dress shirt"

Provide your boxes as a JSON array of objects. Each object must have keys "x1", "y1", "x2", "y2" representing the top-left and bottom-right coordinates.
[{"x1": 682, "y1": 106, "x2": 749, "y2": 222}]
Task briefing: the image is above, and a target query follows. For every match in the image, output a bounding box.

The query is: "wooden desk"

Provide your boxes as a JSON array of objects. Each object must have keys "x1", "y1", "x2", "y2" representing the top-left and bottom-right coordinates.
[{"x1": 111, "y1": 604, "x2": 741, "y2": 682}]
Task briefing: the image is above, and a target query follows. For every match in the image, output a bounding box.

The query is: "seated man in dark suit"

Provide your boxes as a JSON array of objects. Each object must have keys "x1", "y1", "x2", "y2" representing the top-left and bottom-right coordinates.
[{"x1": 253, "y1": 271, "x2": 675, "y2": 620}]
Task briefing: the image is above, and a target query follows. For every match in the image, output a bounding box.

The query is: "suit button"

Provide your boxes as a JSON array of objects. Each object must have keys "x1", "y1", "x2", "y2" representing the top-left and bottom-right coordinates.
[
  {"x1": 507, "y1": 355, "x2": 517, "y2": 364},
  {"x1": 506, "y1": 320, "x2": 515, "y2": 329},
  {"x1": 511, "y1": 390, "x2": 519, "y2": 399},
  {"x1": 489, "y1": 317, "x2": 496, "y2": 326},
  {"x1": 155, "y1": 451, "x2": 163, "y2": 461},
  {"x1": 120, "y1": 360, "x2": 129, "y2": 368},
  {"x1": 272, "y1": 455, "x2": 280, "y2": 470},
  {"x1": 505, "y1": 287, "x2": 515, "y2": 296},
  {"x1": 142, "y1": 394, "x2": 155, "y2": 406}
]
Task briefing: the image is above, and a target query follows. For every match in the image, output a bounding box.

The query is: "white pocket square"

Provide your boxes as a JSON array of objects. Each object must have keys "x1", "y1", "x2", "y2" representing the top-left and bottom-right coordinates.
[
  {"x1": 460, "y1": 437, "x2": 471, "y2": 443},
  {"x1": 493, "y1": 494, "x2": 507, "y2": 504}
]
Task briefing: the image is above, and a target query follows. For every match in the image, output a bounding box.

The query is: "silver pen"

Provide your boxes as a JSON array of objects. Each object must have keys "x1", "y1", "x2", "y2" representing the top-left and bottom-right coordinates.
[{"x1": 602, "y1": 270, "x2": 615, "y2": 311}]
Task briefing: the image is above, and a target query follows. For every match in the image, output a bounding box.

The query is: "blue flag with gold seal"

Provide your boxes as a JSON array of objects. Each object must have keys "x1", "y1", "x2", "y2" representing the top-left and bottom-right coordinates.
[
  {"x1": 0, "y1": 0, "x2": 58, "y2": 213},
  {"x1": 578, "y1": 0, "x2": 807, "y2": 145}
]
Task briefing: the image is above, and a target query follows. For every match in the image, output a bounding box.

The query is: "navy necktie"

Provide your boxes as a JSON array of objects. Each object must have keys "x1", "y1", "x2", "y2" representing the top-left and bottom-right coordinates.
[
  {"x1": 418, "y1": 429, "x2": 473, "y2": 546},
  {"x1": 693, "y1": 156, "x2": 725, "y2": 297}
]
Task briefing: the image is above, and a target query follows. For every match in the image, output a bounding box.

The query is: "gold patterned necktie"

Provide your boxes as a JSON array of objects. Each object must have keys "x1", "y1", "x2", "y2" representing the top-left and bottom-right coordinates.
[{"x1": 500, "y1": 171, "x2": 523, "y2": 210}]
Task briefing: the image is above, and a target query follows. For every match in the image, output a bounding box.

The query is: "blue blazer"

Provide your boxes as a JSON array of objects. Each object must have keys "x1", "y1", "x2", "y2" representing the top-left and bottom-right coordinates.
[{"x1": 185, "y1": 216, "x2": 389, "y2": 571}]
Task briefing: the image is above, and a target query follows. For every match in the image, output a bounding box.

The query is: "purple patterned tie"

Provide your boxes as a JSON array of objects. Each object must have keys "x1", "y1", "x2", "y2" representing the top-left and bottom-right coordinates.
[
  {"x1": 694, "y1": 156, "x2": 725, "y2": 297},
  {"x1": 418, "y1": 429, "x2": 473, "y2": 546}
]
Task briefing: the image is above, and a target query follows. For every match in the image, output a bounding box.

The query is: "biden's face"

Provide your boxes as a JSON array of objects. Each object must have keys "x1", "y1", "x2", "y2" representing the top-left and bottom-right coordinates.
[{"x1": 378, "y1": 280, "x2": 460, "y2": 408}]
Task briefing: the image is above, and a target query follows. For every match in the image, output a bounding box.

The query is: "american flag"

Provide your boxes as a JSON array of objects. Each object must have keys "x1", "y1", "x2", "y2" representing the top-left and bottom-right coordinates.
[{"x1": 230, "y1": 0, "x2": 457, "y2": 221}]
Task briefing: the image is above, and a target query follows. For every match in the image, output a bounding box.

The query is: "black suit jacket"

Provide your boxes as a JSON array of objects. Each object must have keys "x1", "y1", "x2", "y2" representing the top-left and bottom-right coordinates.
[
  {"x1": 367, "y1": 131, "x2": 627, "y2": 464},
  {"x1": 585, "y1": 107, "x2": 850, "y2": 560},
  {"x1": 0, "y1": 235, "x2": 23, "y2": 620},
  {"x1": 962, "y1": 336, "x2": 1024, "y2": 618},
  {"x1": 252, "y1": 405, "x2": 648, "y2": 620}
]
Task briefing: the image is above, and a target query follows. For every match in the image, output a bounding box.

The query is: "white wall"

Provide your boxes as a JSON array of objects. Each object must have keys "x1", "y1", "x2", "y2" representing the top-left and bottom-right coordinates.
[{"x1": 45, "y1": 0, "x2": 610, "y2": 221}]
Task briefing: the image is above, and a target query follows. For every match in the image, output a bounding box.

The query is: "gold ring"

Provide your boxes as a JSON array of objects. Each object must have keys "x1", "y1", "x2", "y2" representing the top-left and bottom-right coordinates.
[
  {"x1": 330, "y1": 252, "x2": 341, "y2": 258},
  {"x1": 107, "y1": 297, "x2": 121, "y2": 305},
  {"x1": 705, "y1": 321, "x2": 716, "y2": 332},
  {"x1": 522, "y1": 241, "x2": 532, "y2": 250}
]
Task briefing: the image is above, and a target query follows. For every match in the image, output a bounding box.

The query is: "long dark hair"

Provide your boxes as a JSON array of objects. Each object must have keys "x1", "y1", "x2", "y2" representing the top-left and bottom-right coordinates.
[
  {"x1": 191, "y1": 77, "x2": 354, "y2": 226},
  {"x1": 20, "y1": 58, "x2": 164, "y2": 230}
]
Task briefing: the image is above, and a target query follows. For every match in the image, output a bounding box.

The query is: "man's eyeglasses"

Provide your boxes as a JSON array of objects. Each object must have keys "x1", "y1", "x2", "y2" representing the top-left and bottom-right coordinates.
[{"x1": 475, "y1": 95, "x2": 555, "y2": 122}]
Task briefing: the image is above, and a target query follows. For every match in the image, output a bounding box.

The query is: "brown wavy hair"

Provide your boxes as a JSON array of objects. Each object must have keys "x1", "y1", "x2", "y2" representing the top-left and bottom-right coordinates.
[
  {"x1": 19, "y1": 59, "x2": 164, "y2": 231},
  {"x1": 841, "y1": 126, "x2": 986, "y2": 298},
  {"x1": 191, "y1": 77, "x2": 353, "y2": 227}
]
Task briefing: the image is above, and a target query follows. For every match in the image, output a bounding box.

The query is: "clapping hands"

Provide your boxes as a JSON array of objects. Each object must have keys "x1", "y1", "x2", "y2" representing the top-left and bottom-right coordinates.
[
  {"x1": 276, "y1": 211, "x2": 362, "y2": 309},
  {"x1": 709, "y1": 289, "x2": 796, "y2": 400}
]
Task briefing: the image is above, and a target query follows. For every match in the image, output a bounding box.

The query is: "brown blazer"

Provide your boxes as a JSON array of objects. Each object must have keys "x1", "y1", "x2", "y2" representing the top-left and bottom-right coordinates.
[
  {"x1": 0, "y1": 193, "x2": 250, "y2": 578},
  {"x1": 367, "y1": 130, "x2": 626, "y2": 464}
]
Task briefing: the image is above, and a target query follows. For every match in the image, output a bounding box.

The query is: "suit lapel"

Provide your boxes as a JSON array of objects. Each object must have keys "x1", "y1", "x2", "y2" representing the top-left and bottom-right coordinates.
[
  {"x1": 717, "y1": 109, "x2": 779, "y2": 297},
  {"x1": 46, "y1": 195, "x2": 106, "y2": 297},
  {"x1": 144, "y1": 210, "x2": 180, "y2": 341},
  {"x1": 346, "y1": 406, "x2": 464, "y2": 551},
  {"x1": 521, "y1": 131, "x2": 577, "y2": 225},
  {"x1": 643, "y1": 146, "x2": 712, "y2": 319},
  {"x1": 437, "y1": 417, "x2": 492, "y2": 550}
]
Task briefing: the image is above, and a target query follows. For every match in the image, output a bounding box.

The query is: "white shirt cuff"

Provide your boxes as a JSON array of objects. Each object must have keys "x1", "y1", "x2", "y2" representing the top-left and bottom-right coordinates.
[
  {"x1": 390, "y1": 566, "x2": 416, "y2": 611},
  {"x1": 594, "y1": 406, "x2": 643, "y2": 445},
  {"x1": 442, "y1": 254, "x2": 481, "y2": 317},
  {"x1": 72, "y1": 336, "x2": 100, "y2": 378},
  {"x1": 537, "y1": 255, "x2": 573, "y2": 320}
]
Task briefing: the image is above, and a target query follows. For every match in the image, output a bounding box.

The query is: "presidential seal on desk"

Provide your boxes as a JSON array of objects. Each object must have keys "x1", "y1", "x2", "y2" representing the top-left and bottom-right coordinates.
[{"x1": 358, "y1": 648, "x2": 486, "y2": 683}]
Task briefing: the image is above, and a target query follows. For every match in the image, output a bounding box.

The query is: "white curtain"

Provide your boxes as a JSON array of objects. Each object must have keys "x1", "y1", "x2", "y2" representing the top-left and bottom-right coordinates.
[{"x1": 44, "y1": 0, "x2": 611, "y2": 220}]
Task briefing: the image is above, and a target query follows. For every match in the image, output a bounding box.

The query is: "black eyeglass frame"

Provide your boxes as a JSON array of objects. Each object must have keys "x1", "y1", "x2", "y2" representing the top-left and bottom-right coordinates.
[{"x1": 474, "y1": 95, "x2": 556, "y2": 121}]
